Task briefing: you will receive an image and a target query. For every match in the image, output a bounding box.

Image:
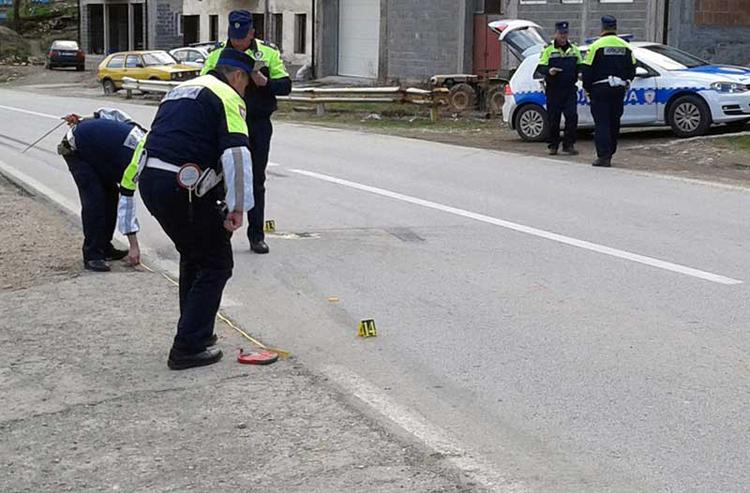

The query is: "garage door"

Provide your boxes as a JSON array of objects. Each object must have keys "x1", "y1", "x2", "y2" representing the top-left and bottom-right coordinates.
[{"x1": 338, "y1": 0, "x2": 380, "y2": 78}]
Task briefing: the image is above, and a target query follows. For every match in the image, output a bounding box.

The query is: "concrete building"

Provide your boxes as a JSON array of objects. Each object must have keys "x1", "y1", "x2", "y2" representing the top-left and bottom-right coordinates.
[
  {"x1": 315, "y1": 0, "x2": 483, "y2": 84},
  {"x1": 180, "y1": 0, "x2": 313, "y2": 68},
  {"x1": 504, "y1": 0, "x2": 750, "y2": 66},
  {"x1": 79, "y1": 0, "x2": 182, "y2": 54}
]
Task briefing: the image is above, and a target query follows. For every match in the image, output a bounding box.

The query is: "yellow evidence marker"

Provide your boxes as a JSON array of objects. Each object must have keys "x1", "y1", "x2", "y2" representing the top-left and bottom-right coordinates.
[
  {"x1": 264, "y1": 220, "x2": 277, "y2": 233},
  {"x1": 358, "y1": 319, "x2": 377, "y2": 338}
]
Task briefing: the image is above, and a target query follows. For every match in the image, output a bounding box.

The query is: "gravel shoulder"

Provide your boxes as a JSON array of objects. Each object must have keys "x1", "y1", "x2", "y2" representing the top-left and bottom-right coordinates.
[{"x1": 0, "y1": 174, "x2": 473, "y2": 492}]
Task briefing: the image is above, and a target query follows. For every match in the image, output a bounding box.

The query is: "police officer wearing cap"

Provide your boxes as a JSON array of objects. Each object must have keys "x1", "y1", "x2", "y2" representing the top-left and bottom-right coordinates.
[
  {"x1": 58, "y1": 108, "x2": 145, "y2": 272},
  {"x1": 131, "y1": 48, "x2": 255, "y2": 370},
  {"x1": 582, "y1": 15, "x2": 636, "y2": 167},
  {"x1": 535, "y1": 21, "x2": 583, "y2": 156},
  {"x1": 202, "y1": 10, "x2": 292, "y2": 254}
]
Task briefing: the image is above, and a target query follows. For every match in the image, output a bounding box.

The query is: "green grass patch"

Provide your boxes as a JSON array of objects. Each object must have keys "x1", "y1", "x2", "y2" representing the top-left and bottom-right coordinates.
[{"x1": 726, "y1": 135, "x2": 750, "y2": 152}]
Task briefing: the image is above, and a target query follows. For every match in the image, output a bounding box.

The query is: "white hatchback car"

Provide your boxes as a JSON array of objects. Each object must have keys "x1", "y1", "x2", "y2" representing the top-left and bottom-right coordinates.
[{"x1": 491, "y1": 20, "x2": 750, "y2": 141}]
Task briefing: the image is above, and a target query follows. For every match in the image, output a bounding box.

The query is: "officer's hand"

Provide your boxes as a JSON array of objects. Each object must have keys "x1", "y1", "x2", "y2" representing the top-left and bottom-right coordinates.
[
  {"x1": 127, "y1": 244, "x2": 141, "y2": 266},
  {"x1": 549, "y1": 68, "x2": 561, "y2": 76},
  {"x1": 63, "y1": 114, "x2": 82, "y2": 126},
  {"x1": 224, "y1": 211, "x2": 243, "y2": 231},
  {"x1": 251, "y1": 71, "x2": 268, "y2": 87}
]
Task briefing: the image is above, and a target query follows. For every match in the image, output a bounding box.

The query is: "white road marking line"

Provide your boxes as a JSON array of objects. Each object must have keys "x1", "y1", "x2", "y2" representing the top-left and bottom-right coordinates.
[
  {"x1": 0, "y1": 104, "x2": 60, "y2": 120},
  {"x1": 289, "y1": 168, "x2": 743, "y2": 286},
  {"x1": 322, "y1": 364, "x2": 524, "y2": 493}
]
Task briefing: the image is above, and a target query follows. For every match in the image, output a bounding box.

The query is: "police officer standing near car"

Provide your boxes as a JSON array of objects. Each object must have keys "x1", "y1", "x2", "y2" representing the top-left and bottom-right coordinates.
[
  {"x1": 582, "y1": 15, "x2": 636, "y2": 167},
  {"x1": 58, "y1": 108, "x2": 145, "y2": 271},
  {"x1": 134, "y1": 48, "x2": 255, "y2": 370},
  {"x1": 202, "y1": 10, "x2": 292, "y2": 254},
  {"x1": 535, "y1": 21, "x2": 582, "y2": 156}
]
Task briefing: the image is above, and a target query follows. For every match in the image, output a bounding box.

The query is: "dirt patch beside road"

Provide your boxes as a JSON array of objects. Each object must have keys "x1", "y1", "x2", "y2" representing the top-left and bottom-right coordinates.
[{"x1": 0, "y1": 174, "x2": 81, "y2": 291}]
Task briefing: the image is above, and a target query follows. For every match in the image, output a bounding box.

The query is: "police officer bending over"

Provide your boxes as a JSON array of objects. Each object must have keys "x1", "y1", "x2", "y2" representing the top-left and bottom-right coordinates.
[
  {"x1": 202, "y1": 10, "x2": 292, "y2": 254},
  {"x1": 535, "y1": 21, "x2": 582, "y2": 156},
  {"x1": 59, "y1": 109, "x2": 145, "y2": 271},
  {"x1": 582, "y1": 15, "x2": 636, "y2": 167},
  {"x1": 130, "y1": 48, "x2": 255, "y2": 370}
]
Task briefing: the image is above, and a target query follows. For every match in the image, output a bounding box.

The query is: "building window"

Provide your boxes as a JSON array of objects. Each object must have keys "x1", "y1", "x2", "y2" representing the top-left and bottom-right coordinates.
[
  {"x1": 273, "y1": 13, "x2": 283, "y2": 50},
  {"x1": 175, "y1": 13, "x2": 182, "y2": 36},
  {"x1": 209, "y1": 15, "x2": 218, "y2": 41},
  {"x1": 252, "y1": 13, "x2": 265, "y2": 39},
  {"x1": 474, "y1": 0, "x2": 503, "y2": 13},
  {"x1": 294, "y1": 13, "x2": 306, "y2": 54}
]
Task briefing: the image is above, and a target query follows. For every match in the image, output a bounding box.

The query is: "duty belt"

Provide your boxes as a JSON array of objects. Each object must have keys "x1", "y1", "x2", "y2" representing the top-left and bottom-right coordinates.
[{"x1": 145, "y1": 157, "x2": 224, "y2": 198}]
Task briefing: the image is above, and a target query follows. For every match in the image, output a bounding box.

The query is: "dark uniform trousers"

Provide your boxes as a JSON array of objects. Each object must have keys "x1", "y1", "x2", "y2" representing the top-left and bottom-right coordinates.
[
  {"x1": 590, "y1": 85, "x2": 626, "y2": 159},
  {"x1": 546, "y1": 89, "x2": 578, "y2": 150},
  {"x1": 139, "y1": 168, "x2": 233, "y2": 352},
  {"x1": 246, "y1": 117, "x2": 273, "y2": 243},
  {"x1": 64, "y1": 154, "x2": 119, "y2": 261}
]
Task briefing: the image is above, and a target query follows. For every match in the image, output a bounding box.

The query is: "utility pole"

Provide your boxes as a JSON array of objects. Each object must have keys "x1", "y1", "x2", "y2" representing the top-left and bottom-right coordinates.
[
  {"x1": 12, "y1": 0, "x2": 22, "y2": 32},
  {"x1": 264, "y1": 0, "x2": 271, "y2": 42}
]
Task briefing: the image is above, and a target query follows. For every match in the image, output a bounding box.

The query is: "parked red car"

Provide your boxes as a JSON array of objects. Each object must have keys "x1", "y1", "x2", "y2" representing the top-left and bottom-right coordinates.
[{"x1": 46, "y1": 40, "x2": 85, "y2": 71}]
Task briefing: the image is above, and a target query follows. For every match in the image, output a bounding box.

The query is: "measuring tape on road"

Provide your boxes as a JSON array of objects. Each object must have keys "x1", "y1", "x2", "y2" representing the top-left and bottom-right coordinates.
[{"x1": 139, "y1": 263, "x2": 290, "y2": 359}]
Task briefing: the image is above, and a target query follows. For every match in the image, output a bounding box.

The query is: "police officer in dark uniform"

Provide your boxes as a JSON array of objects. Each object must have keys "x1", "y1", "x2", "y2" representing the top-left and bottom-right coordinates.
[
  {"x1": 59, "y1": 109, "x2": 145, "y2": 271},
  {"x1": 135, "y1": 48, "x2": 255, "y2": 370},
  {"x1": 535, "y1": 21, "x2": 583, "y2": 156},
  {"x1": 202, "y1": 10, "x2": 292, "y2": 254},
  {"x1": 582, "y1": 15, "x2": 636, "y2": 167}
]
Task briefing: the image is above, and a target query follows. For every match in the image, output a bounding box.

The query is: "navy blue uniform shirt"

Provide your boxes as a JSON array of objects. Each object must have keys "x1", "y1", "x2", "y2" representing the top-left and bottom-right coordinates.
[
  {"x1": 72, "y1": 119, "x2": 137, "y2": 183},
  {"x1": 145, "y1": 72, "x2": 249, "y2": 169}
]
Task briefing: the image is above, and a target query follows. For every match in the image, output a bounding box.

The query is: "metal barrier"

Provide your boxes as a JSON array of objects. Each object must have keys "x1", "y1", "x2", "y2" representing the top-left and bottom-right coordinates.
[{"x1": 122, "y1": 77, "x2": 449, "y2": 122}]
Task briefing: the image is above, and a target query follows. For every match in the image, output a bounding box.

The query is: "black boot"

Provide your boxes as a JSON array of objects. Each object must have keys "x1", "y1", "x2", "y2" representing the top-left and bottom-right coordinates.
[
  {"x1": 592, "y1": 157, "x2": 611, "y2": 167},
  {"x1": 548, "y1": 146, "x2": 559, "y2": 156},
  {"x1": 562, "y1": 146, "x2": 579, "y2": 156},
  {"x1": 167, "y1": 347, "x2": 223, "y2": 370},
  {"x1": 250, "y1": 240, "x2": 270, "y2": 254},
  {"x1": 84, "y1": 259, "x2": 111, "y2": 272},
  {"x1": 106, "y1": 247, "x2": 128, "y2": 261}
]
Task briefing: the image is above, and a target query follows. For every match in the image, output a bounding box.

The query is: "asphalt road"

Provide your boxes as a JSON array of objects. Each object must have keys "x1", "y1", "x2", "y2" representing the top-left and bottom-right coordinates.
[{"x1": 1, "y1": 87, "x2": 749, "y2": 492}]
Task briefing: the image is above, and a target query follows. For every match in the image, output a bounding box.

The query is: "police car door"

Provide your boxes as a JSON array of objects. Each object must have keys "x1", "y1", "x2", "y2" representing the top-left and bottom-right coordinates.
[{"x1": 622, "y1": 57, "x2": 660, "y2": 124}]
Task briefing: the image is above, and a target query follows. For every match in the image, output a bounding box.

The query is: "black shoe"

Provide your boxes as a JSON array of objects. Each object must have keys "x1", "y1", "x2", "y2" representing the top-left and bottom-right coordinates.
[
  {"x1": 592, "y1": 158, "x2": 611, "y2": 167},
  {"x1": 548, "y1": 147, "x2": 559, "y2": 155},
  {"x1": 204, "y1": 333, "x2": 218, "y2": 347},
  {"x1": 105, "y1": 248, "x2": 128, "y2": 261},
  {"x1": 250, "y1": 240, "x2": 270, "y2": 254},
  {"x1": 562, "y1": 147, "x2": 579, "y2": 156},
  {"x1": 84, "y1": 259, "x2": 111, "y2": 272},
  {"x1": 167, "y1": 347, "x2": 223, "y2": 370}
]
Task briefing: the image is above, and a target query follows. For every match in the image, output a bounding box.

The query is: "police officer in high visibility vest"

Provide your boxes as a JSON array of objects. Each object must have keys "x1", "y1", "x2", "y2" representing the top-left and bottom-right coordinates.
[
  {"x1": 582, "y1": 16, "x2": 636, "y2": 167},
  {"x1": 128, "y1": 48, "x2": 255, "y2": 370},
  {"x1": 58, "y1": 109, "x2": 145, "y2": 271},
  {"x1": 535, "y1": 21, "x2": 582, "y2": 156},
  {"x1": 202, "y1": 10, "x2": 292, "y2": 254}
]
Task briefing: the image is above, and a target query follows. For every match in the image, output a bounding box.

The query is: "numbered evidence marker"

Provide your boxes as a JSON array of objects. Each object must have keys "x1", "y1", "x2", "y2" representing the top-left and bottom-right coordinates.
[
  {"x1": 358, "y1": 319, "x2": 378, "y2": 338},
  {"x1": 264, "y1": 219, "x2": 277, "y2": 233}
]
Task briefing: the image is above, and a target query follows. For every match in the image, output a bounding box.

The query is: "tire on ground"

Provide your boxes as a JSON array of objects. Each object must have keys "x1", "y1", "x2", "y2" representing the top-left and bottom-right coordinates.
[
  {"x1": 485, "y1": 86, "x2": 505, "y2": 118},
  {"x1": 448, "y1": 83, "x2": 476, "y2": 113},
  {"x1": 668, "y1": 94, "x2": 711, "y2": 138},
  {"x1": 514, "y1": 104, "x2": 548, "y2": 142},
  {"x1": 102, "y1": 79, "x2": 116, "y2": 95}
]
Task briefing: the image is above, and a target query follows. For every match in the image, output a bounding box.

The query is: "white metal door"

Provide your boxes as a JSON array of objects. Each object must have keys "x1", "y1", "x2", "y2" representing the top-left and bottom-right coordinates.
[{"x1": 338, "y1": 0, "x2": 380, "y2": 78}]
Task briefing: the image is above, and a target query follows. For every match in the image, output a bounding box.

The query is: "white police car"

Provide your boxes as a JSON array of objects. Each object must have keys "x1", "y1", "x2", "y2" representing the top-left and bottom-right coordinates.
[{"x1": 490, "y1": 20, "x2": 750, "y2": 141}]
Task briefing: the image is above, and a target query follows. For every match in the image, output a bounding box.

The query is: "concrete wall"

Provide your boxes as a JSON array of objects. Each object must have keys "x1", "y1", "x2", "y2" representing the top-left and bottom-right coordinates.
[
  {"x1": 152, "y1": 0, "x2": 183, "y2": 49},
  {"x1": 516, "y1": 0, "x2": 652, "y2": 45},
  {"x1": 385, "y1": 0, "x2": 471, "y2": 83},
  {"x1": 667, "y1": 0, "x2": 750, "y2": 65},
  {"x1": 181, "y1": 0, "x2": 311, "y2": 67}
]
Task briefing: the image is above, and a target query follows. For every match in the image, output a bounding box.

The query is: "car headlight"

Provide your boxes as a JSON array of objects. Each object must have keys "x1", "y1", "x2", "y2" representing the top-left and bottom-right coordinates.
[{"x1": 710, "y1": 81, "x2": 749, "y2": 93}]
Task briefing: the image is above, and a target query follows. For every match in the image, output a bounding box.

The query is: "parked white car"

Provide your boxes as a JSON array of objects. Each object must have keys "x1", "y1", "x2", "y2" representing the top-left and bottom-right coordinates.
[
  {"x1": 490, "y1": 20, "x2": 750, "y2": 141},
  {"x1": 169, "y1": 47, "x2": 210, "y2": 68}
]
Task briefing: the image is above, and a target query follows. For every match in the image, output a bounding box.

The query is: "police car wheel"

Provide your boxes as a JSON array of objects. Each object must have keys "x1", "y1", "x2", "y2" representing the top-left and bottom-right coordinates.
[
  {"x1": 515, "y1": 105, "x2": 548, "y2": 142},
  {"x1": 669, "y1": 95, "x2": 711, "y2": 138}
]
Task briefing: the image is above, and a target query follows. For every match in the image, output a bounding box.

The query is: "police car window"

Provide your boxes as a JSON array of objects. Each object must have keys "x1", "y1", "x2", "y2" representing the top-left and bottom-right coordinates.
[
  {"x1": 143, "y1": 52, "x2": 178, "y2": 66},
  {"x1": 641, "y1": 45, "x2": 708, "y2": 69},
  {"x1": 108, "y1": 55, "x2": 125, "y2": 68}
]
